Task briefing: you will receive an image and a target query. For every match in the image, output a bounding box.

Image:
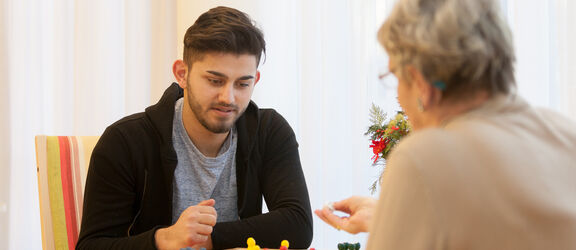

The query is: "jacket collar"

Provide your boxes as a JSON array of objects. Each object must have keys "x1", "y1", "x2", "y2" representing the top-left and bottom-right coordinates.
[
  {"x1": 145, "y1": 82, "x2": 183, "y2": 148},
  {"x1": 235, "y1": 99, "x2": 259, "y2": 162}
]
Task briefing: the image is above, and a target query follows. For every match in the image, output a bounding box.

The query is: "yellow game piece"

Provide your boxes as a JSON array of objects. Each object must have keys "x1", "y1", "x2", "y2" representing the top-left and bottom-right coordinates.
[
  {"x1": 281, "y1": 240, "x2": 290, "y2": 248},
  {"x1": 247, "y1": 237, "x2": 256, "y2": 248}
]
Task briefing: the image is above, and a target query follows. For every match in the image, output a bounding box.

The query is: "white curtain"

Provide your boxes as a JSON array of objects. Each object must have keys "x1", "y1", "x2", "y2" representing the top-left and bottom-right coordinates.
[
  {"x1": 504, "y1": 0, "x2": 576, "y2": 118},
  {"x1": 1, "y1": 0, "x2": 575, "y2": 249},
  {"x1": 2, "y1": 0, "x2": 177, "y2": 249}
]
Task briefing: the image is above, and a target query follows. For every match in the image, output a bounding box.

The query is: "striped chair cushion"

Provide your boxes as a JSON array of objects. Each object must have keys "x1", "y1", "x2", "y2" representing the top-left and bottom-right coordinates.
[{"x1": 35, "y1": 135, "x2": 99, "y2": 250}]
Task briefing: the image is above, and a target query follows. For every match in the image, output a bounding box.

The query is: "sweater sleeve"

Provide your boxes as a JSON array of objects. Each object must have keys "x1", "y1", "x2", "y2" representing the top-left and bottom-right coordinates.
[
  {"x1": 365, "y1": 146, "x2": 443, "y2": 250},
  {"x1": 76, "y1": 127, "x2": 158, "y2": 250},
  {"x1": 211, "y1": 110, "x2": 313, "y2": 249}
]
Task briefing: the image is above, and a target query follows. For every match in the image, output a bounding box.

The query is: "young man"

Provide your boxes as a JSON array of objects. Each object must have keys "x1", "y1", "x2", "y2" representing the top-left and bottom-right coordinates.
[{"x1": 76, "y1": 6, "x2": 313, "y2": 250}]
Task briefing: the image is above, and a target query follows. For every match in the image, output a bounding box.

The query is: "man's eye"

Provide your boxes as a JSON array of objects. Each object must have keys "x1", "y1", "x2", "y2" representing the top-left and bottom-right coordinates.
[
  {"x1": 237, "y1": 82, "x2": 250, "y2": 87},
  {"x1": 208, "y1": 78, "x2": 223, "y2": 85}
]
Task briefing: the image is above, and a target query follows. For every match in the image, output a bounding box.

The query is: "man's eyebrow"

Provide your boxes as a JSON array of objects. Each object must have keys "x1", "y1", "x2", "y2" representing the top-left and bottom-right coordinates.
[
  {"x1": 206, "y1": 71, "x2": 227, "y2": 78},
  {"x1": 238, "y1": 75, "x2": 255, "y2": 81},
  {"x1": 206, "y1": 70, "x2": 254, "y2": 81}
]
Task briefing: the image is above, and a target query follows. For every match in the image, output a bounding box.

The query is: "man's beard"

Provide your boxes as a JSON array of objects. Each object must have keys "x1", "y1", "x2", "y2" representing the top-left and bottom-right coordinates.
[{"x1": 186, "y1": 87, "x2": 240, "y2": 134}]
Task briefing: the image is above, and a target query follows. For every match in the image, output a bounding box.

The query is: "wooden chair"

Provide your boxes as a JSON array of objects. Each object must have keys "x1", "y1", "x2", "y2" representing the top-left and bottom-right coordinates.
[{"x1": 35, "y1": 135, "x2": 99, "y2": 250}]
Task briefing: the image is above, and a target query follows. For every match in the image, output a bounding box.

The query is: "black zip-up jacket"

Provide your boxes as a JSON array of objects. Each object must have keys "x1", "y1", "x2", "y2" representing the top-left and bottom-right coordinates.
[{"x1": 76, "y1": 83, "x2": 313, "y2": 250}]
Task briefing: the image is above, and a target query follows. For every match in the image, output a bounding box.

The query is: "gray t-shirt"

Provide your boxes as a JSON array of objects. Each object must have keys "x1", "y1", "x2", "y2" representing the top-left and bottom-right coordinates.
[{"x1": 171, "y1": 98, "x2": 239, "y2": 224}]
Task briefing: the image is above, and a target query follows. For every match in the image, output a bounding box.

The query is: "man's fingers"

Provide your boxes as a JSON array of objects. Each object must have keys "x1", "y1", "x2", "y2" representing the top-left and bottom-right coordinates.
[
  {"x1": 197, "y1": 199, "x2": 215, "y2": 207},
  {"x1": 195, "y1": 205, "x2": 217, "y2": 215},
  {"x1": 193, "y1": 223, "x2": 214, "y2": 236},
  {"x1": 197, "y1": 213, "x2": 217, "y2": 226},
  {"x1": 190, "y1": 234, "x2": 209, "y2": 244},
  {"x1": 183, "y1": 203, "x2": 217, "y2": 216}
]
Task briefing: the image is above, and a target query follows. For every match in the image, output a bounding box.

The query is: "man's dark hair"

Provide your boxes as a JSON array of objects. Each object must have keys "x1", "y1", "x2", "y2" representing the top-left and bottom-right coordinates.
[{"x1": 183, "y1": 6, "x2": 266, "y2": 68}]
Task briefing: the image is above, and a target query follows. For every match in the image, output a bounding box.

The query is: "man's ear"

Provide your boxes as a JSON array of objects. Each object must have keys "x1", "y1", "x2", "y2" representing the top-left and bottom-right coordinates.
[
  {"x1": 173, "y1": 60, "x2": 188, "y2": 88},
  {"x1": 254, "y1": 71, "x2": 261, "y2": 86}
]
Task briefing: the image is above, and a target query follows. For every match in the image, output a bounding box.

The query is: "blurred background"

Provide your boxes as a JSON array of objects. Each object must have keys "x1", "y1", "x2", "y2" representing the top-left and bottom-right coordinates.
[{"x1": 1, "y1": 0, "x2": 575, "y2": 249}]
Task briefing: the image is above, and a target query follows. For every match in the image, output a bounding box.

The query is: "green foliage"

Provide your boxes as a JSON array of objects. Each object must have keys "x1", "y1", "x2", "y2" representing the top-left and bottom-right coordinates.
[{"x1": 365, "y1": 103, "x2": 411, "y2": 194}]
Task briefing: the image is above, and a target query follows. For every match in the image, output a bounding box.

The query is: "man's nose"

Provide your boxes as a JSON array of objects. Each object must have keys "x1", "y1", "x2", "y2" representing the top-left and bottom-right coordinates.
[{"x1": 218, "y1": 83, "x2": 235, "y2": 104}]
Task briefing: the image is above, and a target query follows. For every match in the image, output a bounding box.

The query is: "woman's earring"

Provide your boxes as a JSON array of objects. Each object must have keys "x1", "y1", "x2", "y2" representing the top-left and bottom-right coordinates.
[{"x1": 417, "y1": 98, "x2": 424, "y2": 112}]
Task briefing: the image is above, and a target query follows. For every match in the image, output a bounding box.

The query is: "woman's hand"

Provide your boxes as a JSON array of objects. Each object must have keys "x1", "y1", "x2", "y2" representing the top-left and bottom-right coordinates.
[{"x1": 314, "y1": 196, "x2": 377, "y2": 234}]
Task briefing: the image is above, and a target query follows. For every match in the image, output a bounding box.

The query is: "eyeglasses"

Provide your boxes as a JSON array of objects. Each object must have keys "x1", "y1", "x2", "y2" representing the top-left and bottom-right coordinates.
[
  {"x1": 378, "y1": 70, "x2": 447, "y2": 91},
  {"x1": 378, "y1": 71, "x2": 393, "y2": 80},
  {"x1": 378, "y1": 70, "x2": 398, "y2": 89}
]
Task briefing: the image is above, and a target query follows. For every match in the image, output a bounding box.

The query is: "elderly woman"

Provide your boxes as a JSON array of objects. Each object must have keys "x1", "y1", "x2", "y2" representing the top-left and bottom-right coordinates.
[{"x1": 315, "y1": 0, "x2": 576, "y2": 249}]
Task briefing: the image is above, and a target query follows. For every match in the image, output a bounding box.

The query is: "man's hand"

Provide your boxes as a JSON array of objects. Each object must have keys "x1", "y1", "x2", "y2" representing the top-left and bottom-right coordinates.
[
  {"x1": 155, "y1": 199, "x2": 217, "y2": 250},
  {"x1": 314, "y1": 196, "x2": 376, "y2": 234}
]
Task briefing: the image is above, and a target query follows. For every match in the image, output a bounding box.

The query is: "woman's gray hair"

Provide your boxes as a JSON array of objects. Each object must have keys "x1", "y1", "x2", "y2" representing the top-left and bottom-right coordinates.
[{"x1": 378, "y1": 0, "x2": 516, "y2": 100}]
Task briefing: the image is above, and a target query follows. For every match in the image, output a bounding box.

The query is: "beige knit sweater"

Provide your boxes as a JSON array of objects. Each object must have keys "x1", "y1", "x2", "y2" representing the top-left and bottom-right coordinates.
[{"x1": 367, "y1": 94, "x2": 576, "y2": 250}]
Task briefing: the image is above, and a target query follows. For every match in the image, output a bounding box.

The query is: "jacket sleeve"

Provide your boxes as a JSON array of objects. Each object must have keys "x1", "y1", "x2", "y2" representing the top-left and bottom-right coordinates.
[
  {"x1": 211, "y1": 110, "x2": 313, "y2": 249},
  {"x1": 76, "y1": 126, "x2": 158, "y2": 250}
]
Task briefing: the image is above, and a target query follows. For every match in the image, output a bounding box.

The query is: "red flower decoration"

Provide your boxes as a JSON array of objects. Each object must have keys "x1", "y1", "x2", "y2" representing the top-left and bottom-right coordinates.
[{"x1": 369, "y1": 138, "x2": 389, "y2": 163}]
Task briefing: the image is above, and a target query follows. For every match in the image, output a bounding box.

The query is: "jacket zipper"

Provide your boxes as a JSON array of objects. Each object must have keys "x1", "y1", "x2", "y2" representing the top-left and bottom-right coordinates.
[{"x1": 127, "y1": 169, "x2": 148, "y2": 236}]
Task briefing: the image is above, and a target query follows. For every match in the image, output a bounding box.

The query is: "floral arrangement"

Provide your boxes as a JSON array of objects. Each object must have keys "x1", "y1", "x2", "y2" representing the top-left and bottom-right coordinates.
[{"x1": 365, "y1": 104, "x2": 411, "y2": 193}]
